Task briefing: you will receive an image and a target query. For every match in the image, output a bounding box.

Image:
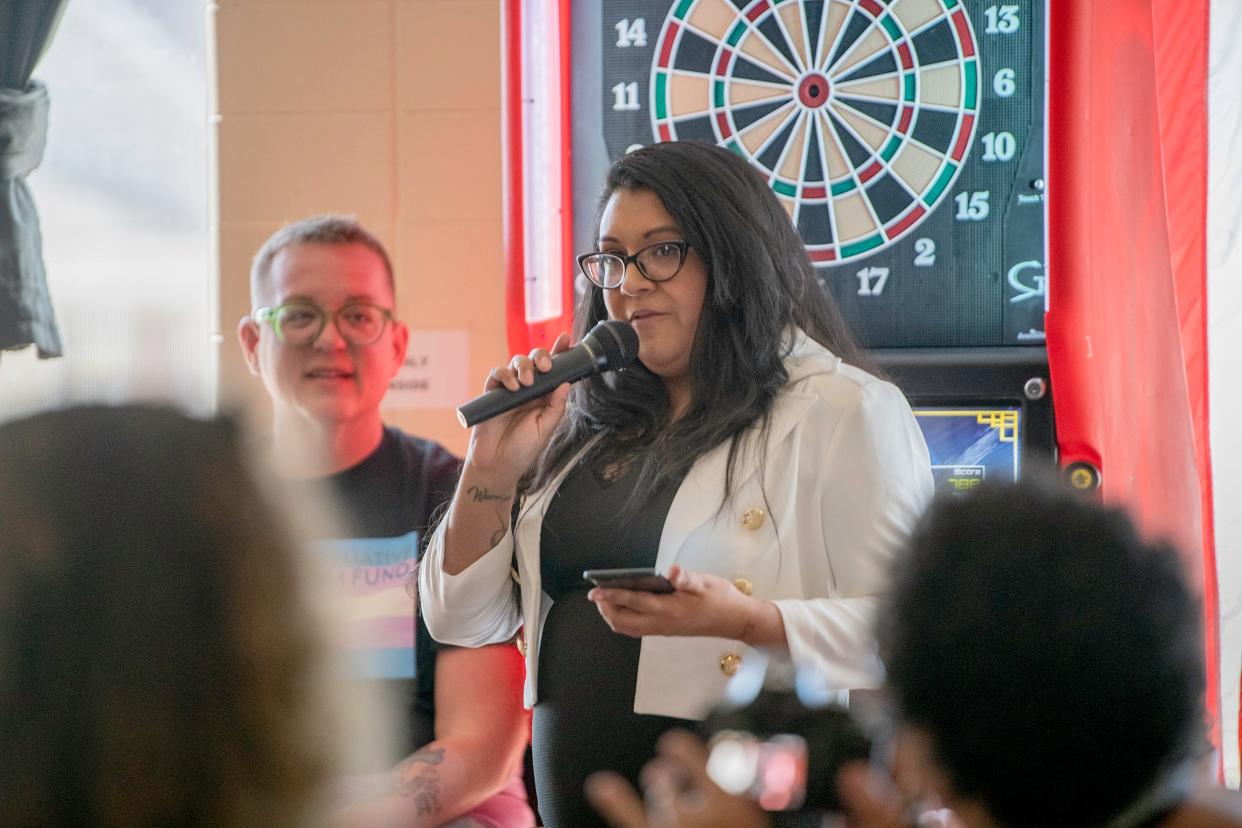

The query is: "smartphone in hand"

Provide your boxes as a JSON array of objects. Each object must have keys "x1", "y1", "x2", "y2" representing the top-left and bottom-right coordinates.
[{"x1": 582, "y1": 567, "x2": 675, "y2": 594}]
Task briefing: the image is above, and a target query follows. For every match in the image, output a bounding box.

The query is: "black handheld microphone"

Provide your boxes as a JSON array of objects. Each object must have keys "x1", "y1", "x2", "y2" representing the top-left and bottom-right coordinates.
[{"x1": 456, "y1": 320, "x2": 640, "y2": 428}]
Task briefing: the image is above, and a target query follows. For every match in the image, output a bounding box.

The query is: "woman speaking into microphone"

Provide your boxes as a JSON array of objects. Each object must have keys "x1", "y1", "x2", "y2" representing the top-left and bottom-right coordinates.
[{"x1": 420, "y1": 141, "x2": 933, "y2": 826}]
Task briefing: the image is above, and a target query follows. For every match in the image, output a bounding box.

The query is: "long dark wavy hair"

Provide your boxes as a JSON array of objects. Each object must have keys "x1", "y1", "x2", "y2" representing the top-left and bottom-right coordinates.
[{"x1": 528, "y1": 141, "x2": 870, "y2": 504}]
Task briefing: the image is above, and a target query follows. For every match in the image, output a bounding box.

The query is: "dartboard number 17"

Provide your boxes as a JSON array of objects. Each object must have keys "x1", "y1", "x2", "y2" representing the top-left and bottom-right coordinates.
[{"x1": 594, "y1": 0, "x2": 1047, "y2": 348}]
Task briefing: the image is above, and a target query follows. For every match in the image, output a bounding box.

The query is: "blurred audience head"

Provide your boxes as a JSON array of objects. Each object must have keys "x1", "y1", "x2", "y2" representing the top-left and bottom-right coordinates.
[
  {"x1": 880, "y1": 475, "x2": 1205, "y2": 827},
  {"x1": 0, "y1": 405, "x2": 360, "y2": 826}
]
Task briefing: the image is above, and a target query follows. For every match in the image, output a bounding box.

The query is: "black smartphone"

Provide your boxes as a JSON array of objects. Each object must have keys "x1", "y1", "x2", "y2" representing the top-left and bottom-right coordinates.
[{"x1": 582, "y1": 567, "x2": 675, "y2": 593}]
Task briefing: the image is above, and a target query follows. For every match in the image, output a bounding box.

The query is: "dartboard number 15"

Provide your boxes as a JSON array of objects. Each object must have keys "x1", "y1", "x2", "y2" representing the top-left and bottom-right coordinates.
[{"x1": 590, "y1": 0, "x2": 1048, "y2": 348}]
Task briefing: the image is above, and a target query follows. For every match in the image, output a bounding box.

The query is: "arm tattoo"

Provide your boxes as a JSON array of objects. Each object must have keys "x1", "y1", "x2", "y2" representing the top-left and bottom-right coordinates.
[
  {"x1": 404, "y1": 747, "x2": 445, "y2": 766},
  {"x1": 393, "y1": 747, "x2": 446, "y2": 817},
  {"x1": 467, "y1": 485, "x2": 512, "y2": 504},
  {"x1": 490, "y1": 521, "x2": 508, "y2": 547}
]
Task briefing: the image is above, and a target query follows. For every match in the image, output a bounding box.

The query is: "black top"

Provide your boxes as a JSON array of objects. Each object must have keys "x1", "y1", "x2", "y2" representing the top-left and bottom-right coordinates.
[
  {"x1": 306, "y1": 426, "x2": 460, "y2": 757},
  {"x1": 533, "y1": 450, "x2": 688, "y2": 827}
]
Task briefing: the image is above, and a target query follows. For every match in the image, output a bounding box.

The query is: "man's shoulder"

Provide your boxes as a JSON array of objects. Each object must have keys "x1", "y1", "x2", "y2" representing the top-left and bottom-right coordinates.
[
  {"x1": 382, "y1": 425, "x2": 459, "y2": 462},
  {"x1": 380, "y1": 425, "x2": 462, "y2": 484}
]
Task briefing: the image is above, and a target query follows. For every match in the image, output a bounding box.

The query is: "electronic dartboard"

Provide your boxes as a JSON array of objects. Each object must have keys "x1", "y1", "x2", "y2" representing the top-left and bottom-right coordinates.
[{"x1": 570, "y1": 0, "x2": 1047, "y2": 349}]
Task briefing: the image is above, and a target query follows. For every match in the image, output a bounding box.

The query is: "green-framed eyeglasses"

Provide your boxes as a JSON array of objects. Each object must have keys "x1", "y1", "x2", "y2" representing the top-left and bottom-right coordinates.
[{"x1": 253, "y1": 301, "x2": 393, "y2": 347}]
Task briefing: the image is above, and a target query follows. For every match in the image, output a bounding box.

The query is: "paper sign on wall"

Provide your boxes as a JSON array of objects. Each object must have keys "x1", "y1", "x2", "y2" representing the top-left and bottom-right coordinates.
[{"x1": 384, "y1": 329, "x2": 470, "y2": 408}]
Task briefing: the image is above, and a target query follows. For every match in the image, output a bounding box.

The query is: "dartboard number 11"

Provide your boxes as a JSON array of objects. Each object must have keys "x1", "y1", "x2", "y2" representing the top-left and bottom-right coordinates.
[{"x1": 590, "y1": 0, "x2": 1048, "y2": 348}]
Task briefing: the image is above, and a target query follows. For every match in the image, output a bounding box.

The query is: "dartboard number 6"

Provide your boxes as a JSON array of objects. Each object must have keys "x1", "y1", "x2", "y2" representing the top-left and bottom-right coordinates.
[
  {"x1": 615, "y1": 18, "x2": 647, "y2": 48},
  {"x1": 857, "y1": 267, "x2": 890, "y2": 297},
  {"x1": 994, "y1": 68, "x2": 1017, "y2": 97},
  {"x1": 612, "y1": 82, "x2": 640, "y2": 111},
  {"x1": 955, "y1": 192, "x2": 991, "y2": 221}
]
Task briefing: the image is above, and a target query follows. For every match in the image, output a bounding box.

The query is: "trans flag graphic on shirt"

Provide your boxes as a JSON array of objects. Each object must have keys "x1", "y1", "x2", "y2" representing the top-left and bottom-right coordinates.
[{"x1": 314, "y1": 531, "x2": 420, "y2": 679}]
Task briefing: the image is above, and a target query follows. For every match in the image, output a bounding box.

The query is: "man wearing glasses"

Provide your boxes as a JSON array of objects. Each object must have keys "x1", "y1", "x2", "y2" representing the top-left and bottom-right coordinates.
[{"x1": 238, "y1": 215, "x2": 532, "y2": 827}]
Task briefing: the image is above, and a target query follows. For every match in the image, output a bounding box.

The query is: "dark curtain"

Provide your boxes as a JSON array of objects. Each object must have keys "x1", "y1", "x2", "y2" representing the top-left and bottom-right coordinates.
[{"x1": 0, "y1": 0, "x2": 68, "y2": 358}]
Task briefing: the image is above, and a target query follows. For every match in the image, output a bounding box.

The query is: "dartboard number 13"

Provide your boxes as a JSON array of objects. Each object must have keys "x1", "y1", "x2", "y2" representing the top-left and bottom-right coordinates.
[{"x1": 594, "y1": 0, "x2": 1047, "y2": 348}]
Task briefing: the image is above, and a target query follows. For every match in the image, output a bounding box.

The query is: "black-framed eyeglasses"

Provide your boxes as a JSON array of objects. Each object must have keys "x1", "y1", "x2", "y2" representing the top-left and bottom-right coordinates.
[
  {"x1": 253, "y1": 301, "x2": 393, "y2": 347},
  {"x1": 576, "y1": 240, "x2": 691, "y2": 289}
]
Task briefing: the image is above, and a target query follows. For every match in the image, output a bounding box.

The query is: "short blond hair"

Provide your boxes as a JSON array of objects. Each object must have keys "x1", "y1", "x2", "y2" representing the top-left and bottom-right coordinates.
[{"x1": 250, "y1": 214, "x2": 395, "y2": 305}]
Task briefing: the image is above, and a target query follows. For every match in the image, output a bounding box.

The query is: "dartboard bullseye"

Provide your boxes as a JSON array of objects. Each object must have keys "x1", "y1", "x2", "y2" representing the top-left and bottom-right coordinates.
[
  {"x1": 650, "y1": 0, "x2": 980, "y2": 265},
  {"x1": 797, "y1": 73, "x2": 831, "y2": 107}
]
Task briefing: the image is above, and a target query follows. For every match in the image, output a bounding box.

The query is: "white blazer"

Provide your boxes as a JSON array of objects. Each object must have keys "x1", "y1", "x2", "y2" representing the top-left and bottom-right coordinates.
[{"x1": 420, "y1": 331, "x2": 933, "y2": 720}]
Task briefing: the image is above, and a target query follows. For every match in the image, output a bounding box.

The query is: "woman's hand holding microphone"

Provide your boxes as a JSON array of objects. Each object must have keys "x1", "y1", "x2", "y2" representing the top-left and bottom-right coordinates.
[
  {"x1": 464, "y1": 332, "x2": 574, "y2": 482},
  {"x1": 442, "y1": 334, "x2": 573, "y2": 575}
]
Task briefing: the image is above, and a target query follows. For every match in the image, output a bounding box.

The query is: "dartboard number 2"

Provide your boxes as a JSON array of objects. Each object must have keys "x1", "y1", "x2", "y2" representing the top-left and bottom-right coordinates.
[
  {"x1": 612, "y1": 82, "x2": 640, "y2": 111},
  {"x1": 914, "y1": 238, "x2": 936, "y2": 266},
  {"x1": 615, "y1": 18, "x2": 647, "y2": 48},
  {"x1": 857, "y1": 267, "x2": 890, "y2": 297},
  {"x1": 955, "y1": 192, "x2": 991, "y2": 221}
]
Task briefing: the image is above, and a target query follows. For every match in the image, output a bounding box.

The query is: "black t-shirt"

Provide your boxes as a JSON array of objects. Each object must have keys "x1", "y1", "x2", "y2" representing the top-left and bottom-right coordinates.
[{"x1": 312, "y1": 426, "x2": 461, "y2": 754}]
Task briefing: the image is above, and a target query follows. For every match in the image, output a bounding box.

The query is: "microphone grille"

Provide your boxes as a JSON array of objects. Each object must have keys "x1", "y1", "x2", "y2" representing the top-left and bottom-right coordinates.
[{"x1": 588, "y1": 320, "x2": 640, "y2": 370}]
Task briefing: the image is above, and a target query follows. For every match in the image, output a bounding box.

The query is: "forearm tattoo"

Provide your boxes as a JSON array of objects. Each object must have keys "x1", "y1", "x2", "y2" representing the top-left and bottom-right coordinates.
[
  {"x1": 467, "y1": 485, "x2": 512, "y2": 504},
  {"x1": 394, "y1": 747, "x2": 445, "y2": 818},
  {"x1": 489, "y1": 517, "x2": 508, "y2": 548}
]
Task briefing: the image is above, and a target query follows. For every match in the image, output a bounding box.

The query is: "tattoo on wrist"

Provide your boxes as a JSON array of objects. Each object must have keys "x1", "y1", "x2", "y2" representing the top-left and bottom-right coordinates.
[
  {"x1": 468, "y1": 485, "x2": 511, "y2": 504},
  {"x1": 394, "y1": 748, "x2": 445, "y2": 817}
]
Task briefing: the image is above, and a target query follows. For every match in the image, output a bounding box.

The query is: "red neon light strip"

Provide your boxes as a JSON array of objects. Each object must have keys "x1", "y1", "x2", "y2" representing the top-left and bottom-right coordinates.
[
  {"x1": 555, "y1": 0, "x2": 574, "y2": 340},
  {"x1": 502, "y1": 0, "x2": 527, "y2": 355},
  {"x1": 505, "y1": 0, "x2": 576, "y2": 355}
]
